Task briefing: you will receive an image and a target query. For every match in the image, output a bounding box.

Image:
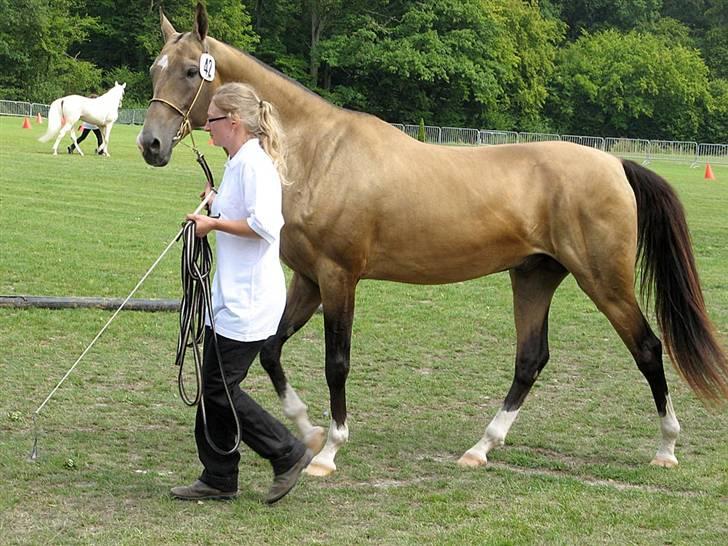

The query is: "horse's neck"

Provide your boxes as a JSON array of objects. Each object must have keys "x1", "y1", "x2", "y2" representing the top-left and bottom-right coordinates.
[
  {"x1": 105, "y1": 90, "x2": 122, "y2": 104},
  {"x1": 212, "y1": 40, "x2": 334, "y2": 129}
]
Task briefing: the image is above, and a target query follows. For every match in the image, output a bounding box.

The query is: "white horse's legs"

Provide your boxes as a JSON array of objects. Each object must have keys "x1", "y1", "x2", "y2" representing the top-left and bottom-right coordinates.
[
  {"x1": 281, "y1": 384, "x2": 326, "y2": 453},
  {"x1": 69, "y1": 129, "x2": 83, "y2": 156},
  {"x1": 51, "y1": 125, "x2": 79, "y2": 155},
  {"x1": 98, "y1": 124, "x2": 113, "y2": 156},
  {"x1": 458, "y1": 408, "x2": 520, "y2": 467},
  {"x1": 650, "y1": 394, "x2": 680, "y2": 467},
  {"x1": 305, "y1": 420, "x2": 349, "y2": 476}
]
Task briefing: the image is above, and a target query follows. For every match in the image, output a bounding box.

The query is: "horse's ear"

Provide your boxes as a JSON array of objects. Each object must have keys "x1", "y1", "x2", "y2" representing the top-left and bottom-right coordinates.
[
  {"x1": 194, "y1": 2, "x2": 208, "y2": 42},
  {"x1": 160, "y1": 8, "x2": 178, "y2": 42}
]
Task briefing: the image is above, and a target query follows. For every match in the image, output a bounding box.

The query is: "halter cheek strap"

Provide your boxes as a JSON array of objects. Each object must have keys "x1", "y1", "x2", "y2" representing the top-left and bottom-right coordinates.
[
  {"x1": 148, "y1": 45, "x2": 216, "y2": 193},
  {"x1": 148, "y1": 44, "x2": 212, "y2": 145}
]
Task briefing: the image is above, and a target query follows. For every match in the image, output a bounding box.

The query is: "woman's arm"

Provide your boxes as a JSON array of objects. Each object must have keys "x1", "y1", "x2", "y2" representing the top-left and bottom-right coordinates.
[{"x1": 185, "y1": 214, "x2": 262, "y2": 239}]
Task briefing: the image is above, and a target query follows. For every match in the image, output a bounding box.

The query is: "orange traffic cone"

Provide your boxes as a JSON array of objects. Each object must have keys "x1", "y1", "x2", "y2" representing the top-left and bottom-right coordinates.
[
  {"x1": 36, "y1": 112, "x2": 43, "y2": 124},
  {"x1": 22, "y1": 117, "x2": 31, "y2": 129},
  {"x1": 704, "y1": 162, "x2": 716, "y2": 180}
]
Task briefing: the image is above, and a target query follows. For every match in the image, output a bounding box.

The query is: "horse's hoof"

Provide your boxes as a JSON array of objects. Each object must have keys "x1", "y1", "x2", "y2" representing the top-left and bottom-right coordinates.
[
  {"x1": 650, "y1": 455, "x2": 678, "y2": 468},
  {"x1": 303, "y1": 426, "x2": 326, "y2": 455},
  {"x1": 457, "y1": 451, "x2": 487, "y2": 468},
  {"x1": 304, "y1": 458, "x2": 335, "y2": 477}
]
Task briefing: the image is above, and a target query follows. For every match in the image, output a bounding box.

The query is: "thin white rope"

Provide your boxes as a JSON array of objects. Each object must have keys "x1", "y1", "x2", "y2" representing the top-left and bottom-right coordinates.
[{"x1": 32, "y1": 192, "x2": 215, "y2": 418}]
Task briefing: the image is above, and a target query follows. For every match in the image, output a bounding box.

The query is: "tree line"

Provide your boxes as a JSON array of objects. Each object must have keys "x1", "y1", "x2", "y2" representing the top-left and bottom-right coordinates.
[{"x1": 1, "y1": 0, "x2": 726, "y2": 142}]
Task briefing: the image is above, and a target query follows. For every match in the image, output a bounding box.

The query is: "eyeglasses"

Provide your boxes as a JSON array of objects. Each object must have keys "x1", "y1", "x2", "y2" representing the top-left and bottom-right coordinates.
[{"x1": 206, "y1": 115, "x2": 228, "y2": 125}]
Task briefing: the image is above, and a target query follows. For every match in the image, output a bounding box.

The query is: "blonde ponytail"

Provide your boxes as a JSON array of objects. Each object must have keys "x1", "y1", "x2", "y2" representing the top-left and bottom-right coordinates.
[
  {"x1": 211, "y1": 82, "x2": 290, "y2": 185},
  {"x1": 257, "y1": 100, "x2": 289, "y2": 185}
]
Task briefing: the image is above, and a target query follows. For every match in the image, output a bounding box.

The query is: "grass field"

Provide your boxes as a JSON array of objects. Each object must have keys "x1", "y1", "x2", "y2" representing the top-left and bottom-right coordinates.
[{"x1": 1, "y1": 115, "x2": 727, "y2": 545}]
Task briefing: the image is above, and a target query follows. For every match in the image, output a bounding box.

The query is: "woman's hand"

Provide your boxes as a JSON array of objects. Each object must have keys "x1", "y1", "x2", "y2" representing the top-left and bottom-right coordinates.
[{"x1": 185, "y1": 214, "x2": 217, "y2": 238}]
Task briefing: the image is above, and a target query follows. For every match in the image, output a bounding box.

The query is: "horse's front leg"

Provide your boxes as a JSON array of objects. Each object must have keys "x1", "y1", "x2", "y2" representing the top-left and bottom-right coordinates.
[
  {"x1": 69, "y1": 128, "x2": 84, "y2": 156},
  {"x1": 98, "y1": 124, "x2": 112, "y2": 156},
  {"x1": 459, "y1": 259, "x2": 566, "y2": 467},
  {"x1": 260, "y1": 272, "x2": 326, "y2": 453},
  {"x1": 305, "y1": 271, "x2": 356, "y2": 477}
]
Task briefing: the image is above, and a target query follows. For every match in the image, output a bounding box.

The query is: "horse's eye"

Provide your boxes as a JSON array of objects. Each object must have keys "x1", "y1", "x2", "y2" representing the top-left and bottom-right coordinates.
[{"x1": 186, "y1": 67, "x2": 198, "y2": 79}]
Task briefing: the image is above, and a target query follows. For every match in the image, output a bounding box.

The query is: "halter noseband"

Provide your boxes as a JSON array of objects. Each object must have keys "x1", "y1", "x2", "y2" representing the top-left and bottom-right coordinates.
[{"x1": 149, "y1": 76, "x2": 207, "y2": 144}]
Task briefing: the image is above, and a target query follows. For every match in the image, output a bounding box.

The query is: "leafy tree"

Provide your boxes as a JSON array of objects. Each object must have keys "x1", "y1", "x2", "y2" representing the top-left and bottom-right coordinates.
[
  {"x1": 702, "y1": 79, "x2": 728, "y2": 142},
  {"x1": 0, "y1": 0, "x2": 100, "y2": 102},
  {"x1": 245, "y1": 0, "x2": 311, "y2": 84},
  {"x1": 66, "y1": 0, "x2": 257, "y2": 107},
  {"x1": 702, "y1": 0, "x2": 728, "y2": 79},
  {"x1": 547, "y1": 29, "x2": 711, "y2": 140},
  {"x1": 552, "y1": 0, "x2": 662, "y2": 38},
  {"x1": 317, "y1": 0, "x2": 563, "y2": 129}
]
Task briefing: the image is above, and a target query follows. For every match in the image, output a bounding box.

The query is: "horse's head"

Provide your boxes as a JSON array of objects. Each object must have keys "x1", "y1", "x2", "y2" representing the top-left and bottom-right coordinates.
[
  {"x1": 111, "y1": 81, "x2": 126, "y2": 106},
  {"x1": 138, "y1": 3, "x2": 220, "y2": 167}
]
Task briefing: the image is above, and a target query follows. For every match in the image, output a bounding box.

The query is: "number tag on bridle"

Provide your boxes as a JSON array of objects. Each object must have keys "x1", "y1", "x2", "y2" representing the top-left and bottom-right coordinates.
[{"x1": 200, "y1": 53, "x2": 215, "y2": 81}]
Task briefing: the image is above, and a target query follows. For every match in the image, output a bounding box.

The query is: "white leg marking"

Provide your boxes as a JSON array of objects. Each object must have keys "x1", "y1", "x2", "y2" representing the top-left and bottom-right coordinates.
[
  {"x1": 650, "y1": 394, "x2": 680, "y2": 468},
  {"x1": 458, "y1": 408, "x2": 520, "y2": 467},
  {"x1": 305, "y1": 420, "x2": 349, "y2": 476},
  {"x1": 281, "y1": 384, "x2": 325, "y2": 453}
]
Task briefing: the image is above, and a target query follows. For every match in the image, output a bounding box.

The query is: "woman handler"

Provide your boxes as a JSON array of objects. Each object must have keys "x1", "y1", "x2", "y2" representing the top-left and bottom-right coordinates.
[{"x1": 172, "y1": 82, "x2": 312, "y2": 504}]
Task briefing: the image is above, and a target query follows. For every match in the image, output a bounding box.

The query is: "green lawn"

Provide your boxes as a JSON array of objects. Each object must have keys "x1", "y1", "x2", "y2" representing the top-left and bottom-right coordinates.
[{"x1": 1, "y1": 115, "x2": 727, "y2": 545}]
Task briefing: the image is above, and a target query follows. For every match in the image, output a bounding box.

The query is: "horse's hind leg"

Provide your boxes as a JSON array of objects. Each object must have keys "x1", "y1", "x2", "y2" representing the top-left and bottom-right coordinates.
[
  {"x1": 573, "y1": 272, "x2": 680, "y2": 467},
  {"x1": 459, "y1": 256, "x2": 567, "y2": 467},
  {"x1": 52, "y1": 125, "x2": 74, "y2": 155},
  {"x1": 260, "y1": 272, "x2": 326, "y2": 453}
]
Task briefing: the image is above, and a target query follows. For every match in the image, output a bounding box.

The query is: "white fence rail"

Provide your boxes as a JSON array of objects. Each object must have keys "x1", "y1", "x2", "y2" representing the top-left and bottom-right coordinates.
[{"x1": 3, "y1": 98, "x2": 725, "y2": 164}]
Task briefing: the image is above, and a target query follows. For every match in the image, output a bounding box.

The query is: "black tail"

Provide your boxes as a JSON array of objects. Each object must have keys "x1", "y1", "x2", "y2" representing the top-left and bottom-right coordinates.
[{"x1": 623, "y1": 159, "x2": 728, "y2": 404}]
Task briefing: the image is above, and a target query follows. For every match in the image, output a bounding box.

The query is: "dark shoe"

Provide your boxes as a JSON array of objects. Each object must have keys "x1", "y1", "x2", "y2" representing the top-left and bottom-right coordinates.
[
  {"x1": 170, "y1": 480, "x2": 237, "y2": 501},
  {"x1": 67, "y1": 146, "x2": 73, "y2": 154},
  {"x1": 265, "y1": 448, "x2": 313, "y2": 505}
]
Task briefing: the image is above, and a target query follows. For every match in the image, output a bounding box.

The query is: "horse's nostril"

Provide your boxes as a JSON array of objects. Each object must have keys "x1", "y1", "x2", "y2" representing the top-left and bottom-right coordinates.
[{"x1": 149, "y1": 138, "x2": 161, "y2": 153}]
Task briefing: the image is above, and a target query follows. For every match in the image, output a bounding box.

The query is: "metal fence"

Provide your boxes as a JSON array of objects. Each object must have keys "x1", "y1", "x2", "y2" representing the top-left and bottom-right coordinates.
[
  {"x1": 605, "y1": 138, "x2": 651, "y2": 161},
  {"x1": 3, "y1": 98, "x2": 726, "y2": 165},
  {"x1": 397, "y1": 124, "x2": 726, "y2": 165},
  {"x1": 0, "y1": 99, "x2": 147, "y2": 126}
]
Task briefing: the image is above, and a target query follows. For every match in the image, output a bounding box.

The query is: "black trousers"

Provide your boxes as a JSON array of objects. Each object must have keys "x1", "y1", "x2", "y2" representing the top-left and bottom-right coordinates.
[
  {"x1": 69, "y1": 128, "x2": 102, "y2": 151},
  {"x1": 195, "y1": 327, "x2": 305, "y2": 491}
]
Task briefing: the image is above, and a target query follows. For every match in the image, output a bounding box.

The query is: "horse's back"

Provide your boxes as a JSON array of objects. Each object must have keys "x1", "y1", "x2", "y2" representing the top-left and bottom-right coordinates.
[{"x1": 313, "y1": 125, "x2": 637, "y2": 283}]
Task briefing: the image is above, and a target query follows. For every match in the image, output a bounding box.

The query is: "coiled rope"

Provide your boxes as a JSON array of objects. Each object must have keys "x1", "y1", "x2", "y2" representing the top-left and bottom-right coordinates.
[{"x1": 174, "y1": 219, "x2": 242, "y2": 455}]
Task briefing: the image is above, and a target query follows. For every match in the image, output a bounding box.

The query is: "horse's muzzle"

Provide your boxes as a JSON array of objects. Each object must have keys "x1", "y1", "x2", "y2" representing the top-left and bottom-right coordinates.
[{"x1": 137, "y1": 127, "x2": 172, "y2": 167}]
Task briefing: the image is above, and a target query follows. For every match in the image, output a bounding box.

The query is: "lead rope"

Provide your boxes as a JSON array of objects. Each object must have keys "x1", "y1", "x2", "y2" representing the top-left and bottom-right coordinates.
[
  {"x1": 28, "y1": 189, "x2": 215, "y2": 461},
  {"x1": 28, "y1": 145, "x2": 239, "y2": 459},
  {"x1": 174, "y1": 216, "x2": 243, "y2": 456}
]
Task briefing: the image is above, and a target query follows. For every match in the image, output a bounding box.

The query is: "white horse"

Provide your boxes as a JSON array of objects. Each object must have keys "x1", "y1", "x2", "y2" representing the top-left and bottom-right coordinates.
[{"x1": 38, "y1": 82, "x2": 126, "y2": 156}]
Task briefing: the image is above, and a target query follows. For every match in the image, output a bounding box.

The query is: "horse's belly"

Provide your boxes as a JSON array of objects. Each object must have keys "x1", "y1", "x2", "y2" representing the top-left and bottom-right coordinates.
[{"x1": 363, "y1": 242, "x2": 531, "y2": 284}]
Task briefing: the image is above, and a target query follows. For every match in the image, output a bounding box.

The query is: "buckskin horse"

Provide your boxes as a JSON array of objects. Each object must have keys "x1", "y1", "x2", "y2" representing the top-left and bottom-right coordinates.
[{"x1": 138, "y1": 4, "x2": 728, "y2": 477}]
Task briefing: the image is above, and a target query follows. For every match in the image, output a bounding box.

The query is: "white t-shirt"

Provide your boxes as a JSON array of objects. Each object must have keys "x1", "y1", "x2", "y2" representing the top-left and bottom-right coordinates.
[{"x1": 206, "y1": 138, "x2": 286, "y2": 342}]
